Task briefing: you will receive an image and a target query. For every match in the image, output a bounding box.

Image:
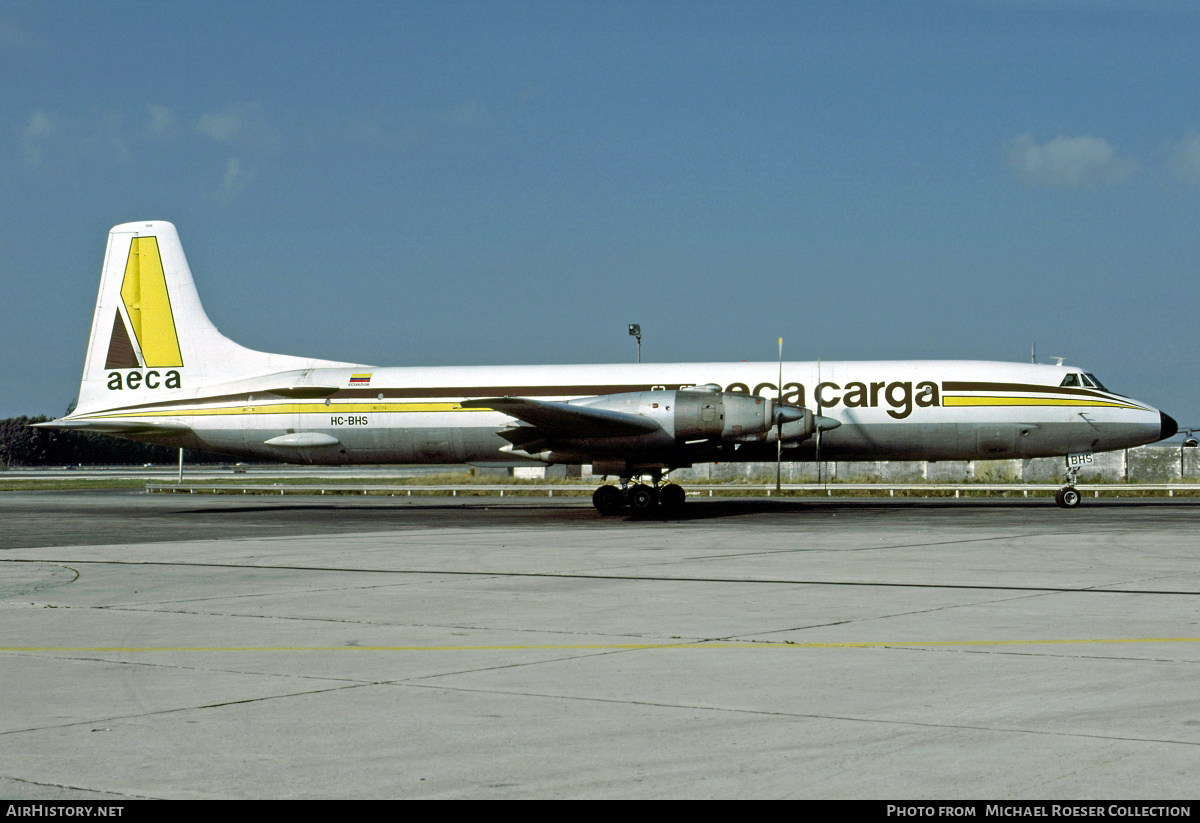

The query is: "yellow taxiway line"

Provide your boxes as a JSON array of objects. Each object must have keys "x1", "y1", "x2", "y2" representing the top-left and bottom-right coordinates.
[{"x1": 4, "y1": 638, "x2": 1200, "y2": 652}]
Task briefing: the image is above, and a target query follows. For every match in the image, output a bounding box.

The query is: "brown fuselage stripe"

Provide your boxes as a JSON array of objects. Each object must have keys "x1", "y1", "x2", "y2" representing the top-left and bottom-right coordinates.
[
  {"x1": 332, "y1": 384, "x2": 676, "y2": 399},
  {"x1": 941, "y1": 381, "x2": 1121, "y2": 401},
  {"x1": 87, "y1": 385, "x2": 693, "y2": 415}
]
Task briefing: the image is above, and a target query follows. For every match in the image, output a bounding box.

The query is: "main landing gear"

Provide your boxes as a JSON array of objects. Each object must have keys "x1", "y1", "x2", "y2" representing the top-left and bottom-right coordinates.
[
  {"x1": 1055, "y1": 462, "x2": 1082, "y2": 509},
  {"x1": 592, "y1": 472, "x2": 687, "y2": 515}
]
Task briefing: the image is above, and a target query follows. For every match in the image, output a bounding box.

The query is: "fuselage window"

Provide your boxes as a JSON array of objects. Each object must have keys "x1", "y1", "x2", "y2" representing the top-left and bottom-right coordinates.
[{"x1": 1060, "y1": 374, "x2": 1081, "y2": 388}]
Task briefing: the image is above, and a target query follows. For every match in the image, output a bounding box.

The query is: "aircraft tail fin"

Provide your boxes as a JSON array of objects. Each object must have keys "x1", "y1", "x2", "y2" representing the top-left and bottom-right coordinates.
[{"x1": 73, "y1": 221, "x2": 344, "y2": 414}]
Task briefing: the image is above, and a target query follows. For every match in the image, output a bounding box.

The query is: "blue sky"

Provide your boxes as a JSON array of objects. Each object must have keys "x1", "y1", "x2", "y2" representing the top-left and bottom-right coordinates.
[{"x1": 3, "y1": 0, "x2": 1199, "y2": 427}]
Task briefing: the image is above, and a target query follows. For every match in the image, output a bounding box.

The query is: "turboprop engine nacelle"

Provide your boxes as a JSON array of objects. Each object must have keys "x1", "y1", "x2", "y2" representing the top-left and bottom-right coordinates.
[{"x1": 571, "y1": 388, "x2": 815, "y2": 443}]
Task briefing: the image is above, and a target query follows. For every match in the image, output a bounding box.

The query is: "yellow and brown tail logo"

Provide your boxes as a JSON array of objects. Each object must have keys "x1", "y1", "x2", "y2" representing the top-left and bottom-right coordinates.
[{"x1": 104, "y1": 237, "x2": 183, "y2": 369}]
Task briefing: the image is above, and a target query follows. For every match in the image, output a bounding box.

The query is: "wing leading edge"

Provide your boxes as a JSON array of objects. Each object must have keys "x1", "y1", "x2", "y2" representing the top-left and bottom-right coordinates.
[{"x1": 459, "y1": 397, "x2": 662, "y2": 438}]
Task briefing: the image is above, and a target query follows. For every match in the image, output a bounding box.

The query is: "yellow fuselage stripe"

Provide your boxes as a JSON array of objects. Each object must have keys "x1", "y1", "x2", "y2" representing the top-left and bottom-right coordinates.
[
  {"x1": 78, "y1": 402, "x2": 488, "y2": 420},
  {"x1": 943, "y1": 396, "x2": 1145, "y2": 410}
]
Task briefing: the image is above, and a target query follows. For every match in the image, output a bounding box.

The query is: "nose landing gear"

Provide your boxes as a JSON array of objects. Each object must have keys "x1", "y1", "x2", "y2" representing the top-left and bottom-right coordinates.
[
  {"x1": 1054, "y1": 486, "x2": 1082, "y2": 508},
  {"x1": 1055, "y1": 461, "x2": 1082, "y2": 509}
]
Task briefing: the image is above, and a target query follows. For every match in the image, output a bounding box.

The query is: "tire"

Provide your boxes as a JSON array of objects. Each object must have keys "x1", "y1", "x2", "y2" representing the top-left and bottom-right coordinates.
[
  {"x1": 659, "y1": 483, "x2": 686, "y2": 511},
  {"x1": 1059, "y1": 487, "x2": 1081, "y2": 509},
  {"x1": 628, "y1": 484, "x2": 659, "y2": 512},
  {"x1": 592, "y1": 485, "x2": 625, "y2": 515}
]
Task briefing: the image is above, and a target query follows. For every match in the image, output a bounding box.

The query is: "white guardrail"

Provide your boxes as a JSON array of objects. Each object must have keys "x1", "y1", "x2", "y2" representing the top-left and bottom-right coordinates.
[{"x1": 145, "y1": 482, "x2": 1200, "y2": 498}]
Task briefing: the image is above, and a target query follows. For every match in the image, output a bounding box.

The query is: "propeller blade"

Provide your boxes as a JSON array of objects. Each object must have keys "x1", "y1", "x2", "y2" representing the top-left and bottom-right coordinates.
[
  {"x1": 815, "y1": 357, "x2": 822, "y2": 486},
  {"x1": 776, "y1": 337, "x2": 783, "y2": 492}
]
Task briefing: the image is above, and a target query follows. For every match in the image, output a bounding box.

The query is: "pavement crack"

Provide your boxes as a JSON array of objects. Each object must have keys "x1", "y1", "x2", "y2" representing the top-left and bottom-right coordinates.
[
  {"x1": 915, "y1": 645, "x2": 1200, "y2": 665},
  {"x1": 729, "y1": 589, "x2": 1061, "y2": 640},
  {"x1": 0, "y1": 773, "x2": 154, "y2": 800},
  {"x1": 0, "y1": 681, "x2": 377, "y2": 738},
  {"x1": 25, "y1": 557, "x2": 1200, "y2": 597},
  {"x1": 4, "y1": 649, "x2": 382, "y2": 684},
  {"x1": 677, "y1": 532, "x2": 1039, "y2": 562},
  {"x1": 394, "y1": 646, "x2": 668, "y2": 683},
  {"x1": 397, "y1": 681, "x2": 1200, "y2": 748}
]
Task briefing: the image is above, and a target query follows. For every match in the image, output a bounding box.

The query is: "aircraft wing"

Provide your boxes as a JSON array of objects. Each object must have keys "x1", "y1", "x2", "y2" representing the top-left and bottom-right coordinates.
[{"x1": 460, "y1": 397, "x2": 662, "y2": 438}]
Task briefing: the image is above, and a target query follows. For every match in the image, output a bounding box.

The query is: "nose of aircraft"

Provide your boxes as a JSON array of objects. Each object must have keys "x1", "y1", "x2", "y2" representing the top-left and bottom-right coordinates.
[{"x1": 1160, "y1": 412, "x2": 1179, "y2": 441}]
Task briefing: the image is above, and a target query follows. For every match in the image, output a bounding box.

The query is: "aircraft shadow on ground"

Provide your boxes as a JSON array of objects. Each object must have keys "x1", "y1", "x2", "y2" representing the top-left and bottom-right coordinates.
[
  {"x1": 175, "y1": 496, "x2": 1197, "y2": 524},
  {"x1": 625, "y1": 497, "x2": 1199, "y2": 520}
]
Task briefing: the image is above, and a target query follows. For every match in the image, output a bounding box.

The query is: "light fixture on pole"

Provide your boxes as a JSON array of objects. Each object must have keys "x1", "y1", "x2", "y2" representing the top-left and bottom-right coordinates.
[{"x1": 628, "y1": 324, "x2": 641, "y2": 363}]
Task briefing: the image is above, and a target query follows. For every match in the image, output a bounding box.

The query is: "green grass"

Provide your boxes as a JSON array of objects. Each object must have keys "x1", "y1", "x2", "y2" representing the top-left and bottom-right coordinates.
[{"x1": 0, "y1": 478, "x2": 150, "y2": 491}]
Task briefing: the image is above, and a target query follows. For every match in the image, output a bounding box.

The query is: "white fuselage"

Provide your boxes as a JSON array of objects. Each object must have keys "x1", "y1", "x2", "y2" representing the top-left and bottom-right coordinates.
[{"x1": 75, "y1": 359, "x2": 1168, "y2": 467}]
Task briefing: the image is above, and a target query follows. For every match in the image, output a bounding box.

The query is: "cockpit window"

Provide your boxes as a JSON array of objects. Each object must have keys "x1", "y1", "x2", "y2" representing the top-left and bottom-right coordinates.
[{"x1": 1062, "y1": 372, "x2": 1112, "y2": 392}]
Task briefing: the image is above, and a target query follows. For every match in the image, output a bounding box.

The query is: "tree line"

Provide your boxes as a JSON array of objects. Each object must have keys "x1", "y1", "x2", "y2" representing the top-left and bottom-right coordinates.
[{"x1": 1, "y1": 416, "x2": 237, "y2": 467}]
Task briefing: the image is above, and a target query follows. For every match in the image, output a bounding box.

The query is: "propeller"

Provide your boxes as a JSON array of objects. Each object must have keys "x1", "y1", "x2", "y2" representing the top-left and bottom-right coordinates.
[
  {"x1": 776, "y1": 338, "x2": 784, "y2": 492},
  {"x1": 772, "y1": 341, "x2": 836, "y2": 490},
  {"x1": 773, "y1": 337, "x2": 808, "y2": 492},
  {"x1": 815, "y1": 357, "x2": 822, "y2": 486}
]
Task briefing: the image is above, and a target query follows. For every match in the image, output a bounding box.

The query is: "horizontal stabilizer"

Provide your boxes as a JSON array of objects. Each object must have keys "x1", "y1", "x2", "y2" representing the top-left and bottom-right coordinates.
[
  {"x1": 461, "y1": 397, "x2": 661, "y2": 438},
  {"x1": 31, "y1": 419, "x2": 193, "y2": 436}
]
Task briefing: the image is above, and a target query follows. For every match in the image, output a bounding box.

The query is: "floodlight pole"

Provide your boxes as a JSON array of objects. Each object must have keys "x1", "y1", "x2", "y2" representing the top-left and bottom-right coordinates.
[
  {"x1": 629, "y1": 324, "x2": 642, "y2": 363},
  {"x1": 1182, "y1": 429, "x2": 1197, "y2": 480}
]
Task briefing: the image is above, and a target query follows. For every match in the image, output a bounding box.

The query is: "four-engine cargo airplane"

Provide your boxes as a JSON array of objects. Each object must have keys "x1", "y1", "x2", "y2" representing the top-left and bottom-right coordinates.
[{"x1": 38, "y1": 221, "x2": 1178, "y2": 512}]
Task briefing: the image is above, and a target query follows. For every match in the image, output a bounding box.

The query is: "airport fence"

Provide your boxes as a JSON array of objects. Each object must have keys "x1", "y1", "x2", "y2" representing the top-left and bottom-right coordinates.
[{"x1": 144, "y1": 481, "x2": 1200, "y2": 499}]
